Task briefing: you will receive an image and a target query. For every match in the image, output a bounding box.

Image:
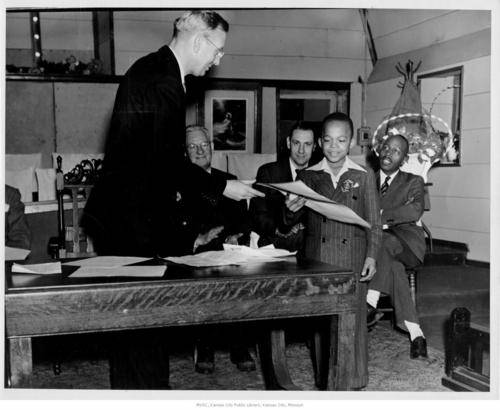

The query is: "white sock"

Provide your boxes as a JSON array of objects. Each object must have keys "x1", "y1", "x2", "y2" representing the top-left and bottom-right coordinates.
[
  {"x1": 404, "y1": 320, "x2": 424, "y2": 341},
  {"x1": 366, "y1": 289, "x2": 380, "y2": 308}
]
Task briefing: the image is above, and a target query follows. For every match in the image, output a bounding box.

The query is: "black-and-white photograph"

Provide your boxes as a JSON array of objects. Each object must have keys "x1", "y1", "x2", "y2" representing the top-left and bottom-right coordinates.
[
  {"x1": 212, "y1": 98, "x2": 247, "y2": 151},
  {"x1": 1, "y1": 0, "x2": 498, "y2": 403}
]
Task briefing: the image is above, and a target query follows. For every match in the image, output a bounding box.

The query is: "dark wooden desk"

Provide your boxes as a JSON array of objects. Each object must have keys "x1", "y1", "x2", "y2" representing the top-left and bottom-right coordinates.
[{"x1": 5, "y1": 257, "x2": 357, "y2": 390}]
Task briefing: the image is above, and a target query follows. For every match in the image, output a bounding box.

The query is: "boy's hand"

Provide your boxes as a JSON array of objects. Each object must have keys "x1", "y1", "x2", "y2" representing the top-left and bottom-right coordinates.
[
  {"x1": 359, "y1": 257, "x2": 376, "y2": 282},
  {"x1": 285, "y1": 195, "x2": 307, "y2": 212}
]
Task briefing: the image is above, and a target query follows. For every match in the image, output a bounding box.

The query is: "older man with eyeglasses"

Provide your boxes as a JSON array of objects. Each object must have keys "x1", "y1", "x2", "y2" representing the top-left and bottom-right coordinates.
[
  {"x1": 82, "y1": 10, "x2": 263, "y2": 390},
  {"x1": 183, "y1": 125, "x2": 256, "y2": 374}
]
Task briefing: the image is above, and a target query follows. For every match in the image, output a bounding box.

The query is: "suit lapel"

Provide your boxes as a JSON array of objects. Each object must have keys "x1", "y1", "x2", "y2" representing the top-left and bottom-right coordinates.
[
  {"x1": 278, "y1": 159, "x2": 293, "y2": 182},
  {"x1": 386, "y1": 171, "x2": 404, "y2": 196},
  {"x1": 313, "y1": 171, "x2": 336, "y2": 200}
]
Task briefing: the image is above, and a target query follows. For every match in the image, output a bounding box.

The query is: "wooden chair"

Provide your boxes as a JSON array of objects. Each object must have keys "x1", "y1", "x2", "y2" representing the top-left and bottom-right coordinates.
[
  {"x1": 49, "y1": 155, "x2": 98, "y2": 259},
  {"x1": 48, "y1": 156, "x2": 99, "y2": 375},
  {"x1": 442, "y1": 307, "x2": 490, "y2": 391}
]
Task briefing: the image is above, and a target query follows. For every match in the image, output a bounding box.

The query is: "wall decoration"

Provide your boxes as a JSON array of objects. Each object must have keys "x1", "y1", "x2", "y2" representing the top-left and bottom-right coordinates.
[{"x1": 204, "y1": 89, "x2": 256, "y2": 153}]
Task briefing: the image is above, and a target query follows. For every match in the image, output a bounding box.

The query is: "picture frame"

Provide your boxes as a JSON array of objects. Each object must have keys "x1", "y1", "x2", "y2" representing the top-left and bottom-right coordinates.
[{"x1": 203, "y1": 89, "x2": 256, "y2": 153}]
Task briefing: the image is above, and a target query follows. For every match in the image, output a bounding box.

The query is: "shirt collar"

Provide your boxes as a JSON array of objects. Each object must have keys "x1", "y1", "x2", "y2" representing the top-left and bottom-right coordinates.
[
  {"x1": 307, "y1": 156, "x2": 365, "y2": 187},
  {"x1": 169, "y1": 46, "x2": 186, "y2": 92},
  {"x1": 307, "y1": 156, "x2": 365, "y2": 173},
  {"x1": 289, "y1": 158, "x2": 305, "y2": 180},
  {"x1": 380, "y1": 169, "x2": 399, "y2": 186}
]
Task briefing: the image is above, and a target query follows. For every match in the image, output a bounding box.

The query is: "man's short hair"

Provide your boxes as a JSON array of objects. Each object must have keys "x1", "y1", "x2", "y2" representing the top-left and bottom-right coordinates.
[
  {"x1": 386, "y1": 134, "x2": 410, "y2": 156},
  {"x1": 321, "y1": 112, "x2": 354, "y2": 137},
  {"x1": 185, "y1": 124, "x2": 211, "y2": 141},
  {"x1": 173, "y1": 11, "x2": 229, "y2": 37},
  {"x1": 289, "y1": 120, "x2": 315, "y2": 138}
]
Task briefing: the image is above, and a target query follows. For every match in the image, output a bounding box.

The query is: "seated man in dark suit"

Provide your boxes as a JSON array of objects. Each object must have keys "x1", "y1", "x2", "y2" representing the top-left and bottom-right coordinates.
[
  {"x1": 366, "y1": 134, "x2": 428, "y2": 359},
  {"x1": 5, "y1": 184, "x2": 31, "y2": 251},
  {"x1": 184, "y1": 125, "x2": 255, "y2": 374},
  {"x1": 249, "y1": 121, "x2": 316, "y2": 251}
]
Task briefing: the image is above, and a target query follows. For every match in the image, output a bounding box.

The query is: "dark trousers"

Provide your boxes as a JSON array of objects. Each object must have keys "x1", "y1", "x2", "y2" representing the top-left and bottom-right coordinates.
[
  {"x1": 370, "y1": 231, "x2": 421, "y2": 332},
  {"x1": 109, "y1": 328, "x2": 170, "y2": 390},
  {"x1": 196, "y1": 324, "x2": 251, "y2": 356}
]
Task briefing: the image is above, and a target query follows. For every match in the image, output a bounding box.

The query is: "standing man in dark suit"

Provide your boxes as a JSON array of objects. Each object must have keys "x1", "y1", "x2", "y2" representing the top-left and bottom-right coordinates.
[
  {"x1": 249, "y1": 121, "x2": 316, "y2": 251},
  {"x1": 366, "y1": 134, "x2": 428, "y2": 358},
  {"x1": 83, "y1": 10, "x2": 262, "y2": 258},
  {"x1": 81, "y1": 11, "x2": 263, "y2": 390},
  {"x1": 184, "y1": 125, "x2": 255, "y2": 374}
]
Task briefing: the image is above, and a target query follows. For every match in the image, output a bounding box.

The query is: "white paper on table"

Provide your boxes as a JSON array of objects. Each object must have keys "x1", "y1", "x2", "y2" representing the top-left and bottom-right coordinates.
[
  {"x1": 165, "y1": 245, "x2": 296, "y2": 267},
  {"x1": 223, "y1": 243, "x2": 296, "y2": 259},
  {"x1": 5, "y1": 246, "x2": 31, "y2": 261},
  {"x1": 165, "y1": 251, "x2": 248, "y2": 267},
  {"x1": 249, "y1": 231, "x2": 260, "y2": 249},
  {"x1": 63, "y1": 256, "x2": 150, "y2": 268},
  {"x1": 12, "y1": 261, "x2": 62, "y2": 274},
  {"x1": 257, "y1": 181, "x2": 370, "y2": 229},
  {"x1": 70, "y1": 266, "x2": 166, "y2": 278}
]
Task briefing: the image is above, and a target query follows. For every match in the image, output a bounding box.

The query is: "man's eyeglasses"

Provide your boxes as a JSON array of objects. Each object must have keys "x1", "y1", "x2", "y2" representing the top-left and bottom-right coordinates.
[
  {"x1": 187, "y1": 142, "x2": 211, "y2": 152},
  {"x1": 204, "y1": 36, "x2": 224, "y2": 59}
]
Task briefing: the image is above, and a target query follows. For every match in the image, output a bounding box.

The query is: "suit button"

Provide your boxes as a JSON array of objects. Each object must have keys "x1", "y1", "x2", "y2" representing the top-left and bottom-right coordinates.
[
  {"x1": 182, "y1": 221, "x2": 187, "y2": 226},
  {"x1": 322, "y1": 217, "x2": 327, "y2": 223},
  {"x1": 322, "y1": 237, "x2": 326, "y2": 243},
  {"x1": 342, "y1": 238, "x2": 347, "y2": 244}
]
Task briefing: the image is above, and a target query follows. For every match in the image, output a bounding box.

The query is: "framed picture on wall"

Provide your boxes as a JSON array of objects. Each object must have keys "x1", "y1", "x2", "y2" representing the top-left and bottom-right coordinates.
[{"x1": 203, "y1": 89, "x2": 256, "y2": 153}]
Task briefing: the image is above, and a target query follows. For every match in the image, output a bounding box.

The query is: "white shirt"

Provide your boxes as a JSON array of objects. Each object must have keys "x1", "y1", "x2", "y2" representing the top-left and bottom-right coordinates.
[
  {"x1": 289, "y1": 158, "x2": 304, "y2": 181},
  {"x1": 169, "y1": 46, "x2": 186, "y2": 93},
  {"x1": 307, "y1": 156, "x2": 366, "y2": 188},
  {"x1": 379, "y1": 169, "x2": 399, "y2": 188}
]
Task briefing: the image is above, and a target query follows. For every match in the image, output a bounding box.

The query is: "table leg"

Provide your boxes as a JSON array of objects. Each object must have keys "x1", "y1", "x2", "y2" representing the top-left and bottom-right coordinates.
[
  {"x1": 309, "y1": 317, "x2": 332, "y2": 390},
  {"x1": 328, "y1": 312, "x2": 356, "y2": 390},
  {"x1": 8, "y1": 337, "x2": 33, "y2": 388},
  {"x1": 257, "y1": 329, "x2": 299, "y2": 390}
]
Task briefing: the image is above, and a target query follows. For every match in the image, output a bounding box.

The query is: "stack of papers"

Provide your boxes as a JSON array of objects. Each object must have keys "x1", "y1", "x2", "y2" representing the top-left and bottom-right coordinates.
[
  {"x1": 70, "y1": 266, "x2": 166, "y2": 278},
  {"x1": 65, "y1": 256, "x2": 165, "y2": 278},
  {"x1": 63, "y1": 256, "x2": 150, "y2": 268},
  {"x1": 12, "y1": 262, "x2": 62, "y2": 274},
  {"x1": 165, "y1": 244, "x2": 296, "y2": 267},
  {"x1": 5, "y1": 246, "x2": 31, "y2": 261}
]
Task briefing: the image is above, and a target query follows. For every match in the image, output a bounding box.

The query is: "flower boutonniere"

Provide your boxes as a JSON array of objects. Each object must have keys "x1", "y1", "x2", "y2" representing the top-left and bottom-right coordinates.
[{"x1": 340, "y1": 179, "x2": 359, "y2": 193}]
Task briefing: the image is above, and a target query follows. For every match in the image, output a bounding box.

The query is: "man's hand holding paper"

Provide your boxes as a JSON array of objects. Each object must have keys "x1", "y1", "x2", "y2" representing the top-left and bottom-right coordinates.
[{"x1": 259, "y1": 181, "x2": 371, "y2": 229}]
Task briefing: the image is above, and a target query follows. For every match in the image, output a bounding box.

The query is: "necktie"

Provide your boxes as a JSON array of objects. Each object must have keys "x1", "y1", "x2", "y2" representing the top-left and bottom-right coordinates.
[{"x1": 380, "y1": 175, "x2": 391, "y2": 196}]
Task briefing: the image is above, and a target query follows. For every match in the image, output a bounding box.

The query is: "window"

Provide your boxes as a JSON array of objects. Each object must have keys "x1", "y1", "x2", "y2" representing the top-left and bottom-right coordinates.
[
  {"x1": 277, "y1": 89, "x2": 349, "y2": 159},
  {"x1": 418, "y1": 66, "x2": 463, "y2": 166}
]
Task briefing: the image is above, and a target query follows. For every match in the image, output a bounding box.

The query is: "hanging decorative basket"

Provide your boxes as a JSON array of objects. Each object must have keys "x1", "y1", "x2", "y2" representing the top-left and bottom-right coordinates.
[
  {"x1": 370, "y1": 60, "x2": 457, "y2": 181},
  {"x1": 372, "y1": 112, "x2": 454, "y2": 163}
]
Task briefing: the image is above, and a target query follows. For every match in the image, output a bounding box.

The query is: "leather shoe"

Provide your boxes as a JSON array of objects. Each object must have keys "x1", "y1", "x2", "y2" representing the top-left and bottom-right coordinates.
[
  {"x1": 367, "y1": 305, "x2": 384, "y2": 328},
  {"x1": 194, "y1": 344, "x2": 215, "y2": 374},
  {"x1": 410, "y1": 336, "x2": 428, "y2": 359},
  {"x1": 230, "y1": 347, "x2": 256, "y2": 372}
]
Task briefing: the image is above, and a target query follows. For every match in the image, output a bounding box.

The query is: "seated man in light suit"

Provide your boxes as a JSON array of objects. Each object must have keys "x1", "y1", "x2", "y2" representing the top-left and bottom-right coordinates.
[
  {"x1": 249, "y1": 121, "x2": 317, "y2": 252},
  {"x1": 367, "y1": 134, "x2": 428, "y2": 359},
  {"x1": 184, "y1": 125, "x2": 255, "y2": 374}
]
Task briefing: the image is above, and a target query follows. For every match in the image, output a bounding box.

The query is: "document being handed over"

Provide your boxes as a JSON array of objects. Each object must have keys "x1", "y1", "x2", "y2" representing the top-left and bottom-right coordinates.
[{"x1": 257, "y1": 181, "x2": 370, "y2": 229}]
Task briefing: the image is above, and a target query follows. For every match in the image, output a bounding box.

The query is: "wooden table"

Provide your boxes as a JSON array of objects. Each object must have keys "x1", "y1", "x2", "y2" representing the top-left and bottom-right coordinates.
[{"x1": 5, "y1": 257, "x2": 357, "y2": 390}]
